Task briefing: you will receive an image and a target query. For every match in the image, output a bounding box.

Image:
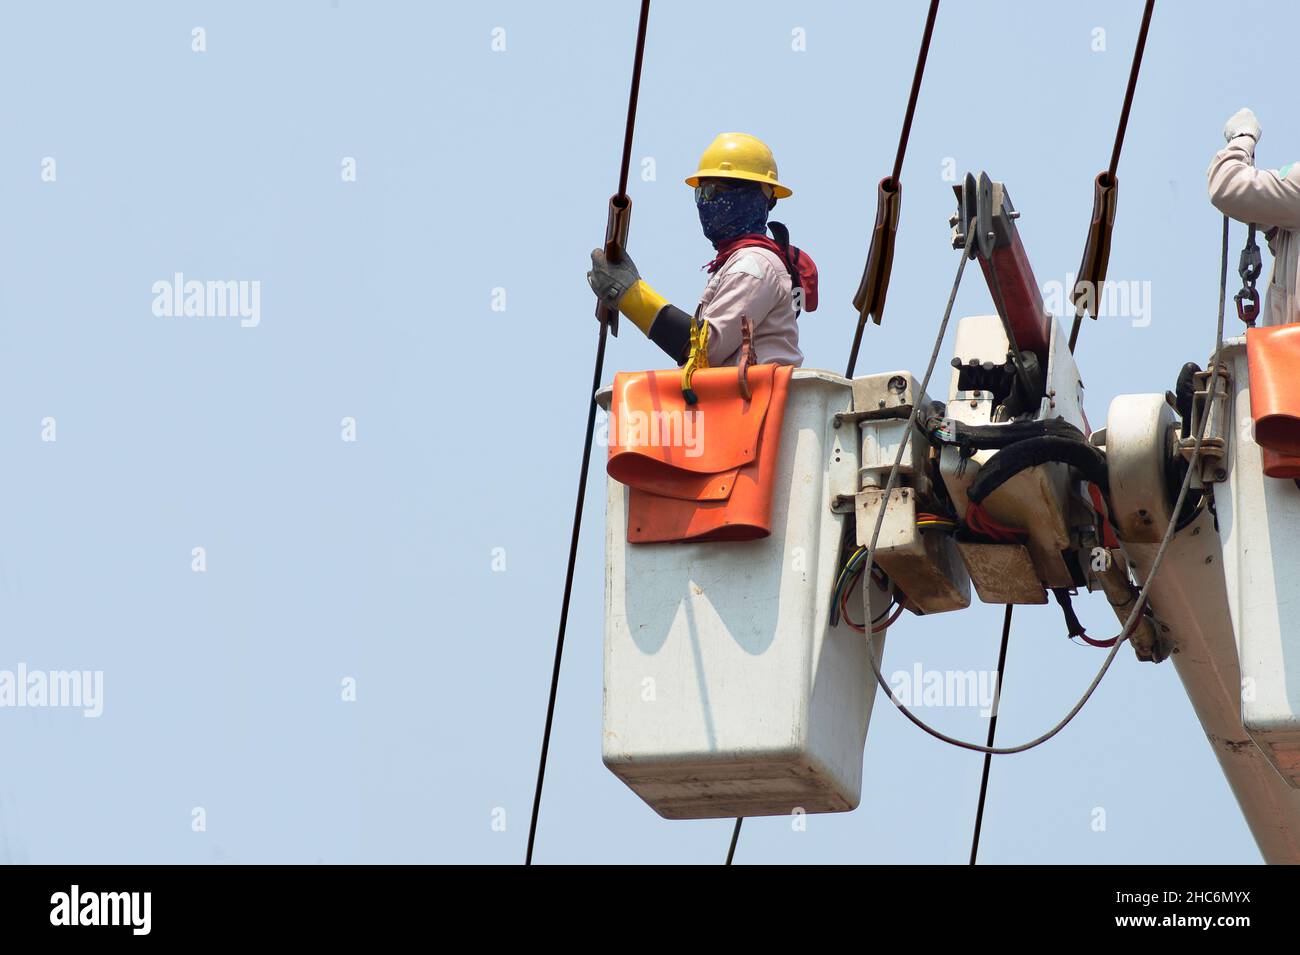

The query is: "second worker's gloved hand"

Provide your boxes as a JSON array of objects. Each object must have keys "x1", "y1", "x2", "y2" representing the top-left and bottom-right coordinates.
[
  {"x1": 1224, "y1": 107, "x2": 1261, "y2": 144},
  {"x1": 587, "y1": 248, "x2": 641, "y2": 308}
]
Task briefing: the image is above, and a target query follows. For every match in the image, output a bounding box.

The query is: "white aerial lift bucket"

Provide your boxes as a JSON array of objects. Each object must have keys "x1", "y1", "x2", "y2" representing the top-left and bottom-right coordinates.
[
  {"x1": 1217, "y1": 337, "x2": 1300, "y2": 787},
  {"x1": 596, "y1": 369, "x2": 876, "y2": 820}
]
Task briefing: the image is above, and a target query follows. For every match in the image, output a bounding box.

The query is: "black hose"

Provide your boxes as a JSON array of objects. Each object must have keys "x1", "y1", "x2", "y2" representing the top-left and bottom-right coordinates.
[
  {"x1": 925, "y1": 414, "x2": 1086, "y2": 451},
  {"x1": 967, "y1": 435, "x2": 1109, "y2": 504},
  {"x1": 1051, "y1": 588, "x2": 1088, "y2": 639}
]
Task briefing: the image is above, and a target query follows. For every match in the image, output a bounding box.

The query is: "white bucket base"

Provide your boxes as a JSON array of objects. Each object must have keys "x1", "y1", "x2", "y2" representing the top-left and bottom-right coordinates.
[
  {"x1": 1220, "y1": 338, "x2": 1300, "y2": 787},
  {"x1": 599, "y1": 370, "x2": 877, "y2": 819}
]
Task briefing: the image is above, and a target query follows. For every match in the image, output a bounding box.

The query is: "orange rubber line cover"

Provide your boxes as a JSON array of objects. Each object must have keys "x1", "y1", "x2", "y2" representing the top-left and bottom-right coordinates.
[
  {"x1": 607, "y1": 364, "x2": 793, "y2": 543},
  {"x1": 1261, "y1": 447, "x2": 1300, "y2": 479},
  {"x1": 1247, "y1": 324, "x2": 1300, "y2": 466}
]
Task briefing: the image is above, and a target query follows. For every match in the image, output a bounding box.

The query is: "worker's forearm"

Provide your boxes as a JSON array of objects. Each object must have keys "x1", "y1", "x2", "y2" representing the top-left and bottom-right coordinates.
[
  {"x1": 1208, "y1": 135, "x2": 1300, "y2": 229},
  {"x1": 618, "y1": 280, "x2": 692, "y2": 363}
]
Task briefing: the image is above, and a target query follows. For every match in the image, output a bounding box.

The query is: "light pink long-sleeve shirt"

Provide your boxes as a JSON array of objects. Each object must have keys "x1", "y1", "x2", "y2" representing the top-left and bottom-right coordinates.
[
  {"x1": 696, "y1": 246, "x2": 804, "y2": 367},
  {"x1": 1208, "y1": 134, "x2": 1300, "y2": 327}
]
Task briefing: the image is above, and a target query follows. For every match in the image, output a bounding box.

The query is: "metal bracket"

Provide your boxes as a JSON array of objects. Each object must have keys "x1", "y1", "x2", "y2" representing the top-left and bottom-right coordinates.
[
  {"x1": 829, "y1": 418, "x2": 860, "y2": 514},
  {"x1": 736, "y1": 315, "x2": 755, "y2": 400},
  {"x1": 833, "y1": 407, "x2": 914, "y2": 428},
  {"x1": 950, "y1": 171, "x2": 1019, "y2": 259},
  {"x1": 1180, "y1": 363, "x2": 1231, "y2": 485}
]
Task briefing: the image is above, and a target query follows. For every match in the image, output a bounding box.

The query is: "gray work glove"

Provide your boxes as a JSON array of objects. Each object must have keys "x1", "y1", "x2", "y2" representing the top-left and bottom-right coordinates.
[
  {"x1": 1224, "y1": 107, "x2": 1261, "y2": 143},
  {"x1": 587, "y1": 248, "x2": 640, "y2": 307}
]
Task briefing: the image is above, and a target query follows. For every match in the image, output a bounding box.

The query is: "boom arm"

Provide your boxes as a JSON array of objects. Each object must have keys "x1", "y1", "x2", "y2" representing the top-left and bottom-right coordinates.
[{"x1": 1105, "y1": 382, "x2": 1300, "y2": 863}]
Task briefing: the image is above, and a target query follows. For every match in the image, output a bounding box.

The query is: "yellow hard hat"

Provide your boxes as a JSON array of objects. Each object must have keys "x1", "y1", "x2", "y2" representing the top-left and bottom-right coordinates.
[{"x1": 685, "y1": 132, "x2": 792, "y2": 199}]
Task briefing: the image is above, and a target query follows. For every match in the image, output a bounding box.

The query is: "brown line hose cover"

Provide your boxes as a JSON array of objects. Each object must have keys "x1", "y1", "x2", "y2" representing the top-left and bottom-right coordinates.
[
  {"x1": 1070, "y1": 173, "x2": 1118, "y2": 320},
  {"x1": 852, "y1": 179, "x2": 902, "y2": 326},
  {"x1": 597, "y1": 194, "x2": 632, "y2": 335},
  {"x1": 1248, "y1": 323, "x2": 1300, "y2": 463}
]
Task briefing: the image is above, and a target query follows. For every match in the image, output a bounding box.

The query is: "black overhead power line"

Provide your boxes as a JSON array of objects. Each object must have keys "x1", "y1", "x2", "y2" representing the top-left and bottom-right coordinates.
[{"x1": 525, "y1": 0, "x2": 652, "y2": 867}]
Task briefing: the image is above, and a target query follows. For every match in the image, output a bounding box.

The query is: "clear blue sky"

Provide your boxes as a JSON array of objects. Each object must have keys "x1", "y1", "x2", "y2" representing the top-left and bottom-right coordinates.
[{"x1": 0, "y1": 0, "x2": 1286, "y2": 863}]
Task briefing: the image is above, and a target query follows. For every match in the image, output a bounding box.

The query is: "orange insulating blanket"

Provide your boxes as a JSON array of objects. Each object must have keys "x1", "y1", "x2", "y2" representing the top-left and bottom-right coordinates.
[
  {"x1": 607, "y1": 364, "x2": 793, "y2": 543},
  {"x1": 1247, "y1": 324, "x2": 1300, "y2": 478}
]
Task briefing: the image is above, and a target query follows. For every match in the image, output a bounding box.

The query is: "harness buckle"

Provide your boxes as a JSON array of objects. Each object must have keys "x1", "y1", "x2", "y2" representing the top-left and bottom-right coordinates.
[{"x1": 681, "y1": 313, "x2": 710, "y2": 405}]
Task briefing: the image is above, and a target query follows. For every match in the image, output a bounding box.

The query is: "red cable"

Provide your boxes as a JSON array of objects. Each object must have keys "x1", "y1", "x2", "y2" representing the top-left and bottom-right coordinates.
[
  {"x1": 1088, "y1": 482, "x2": 1120, "y2": 549},
  {"x1": 840, "y1": 581, "x2": 867, "y2": 633},
  {"x1": 873, "y1": 602, "x2": 906, "y2": 633},
  {"x1": 840, "y1": 570, "x2": 904, "y2": 634},
  {"x1": 964, "y1": 502, "x2": 1027, "y2": 542},
  {"x1": 1074, "y1": 632, "x2": 1120, "y2": 649}
]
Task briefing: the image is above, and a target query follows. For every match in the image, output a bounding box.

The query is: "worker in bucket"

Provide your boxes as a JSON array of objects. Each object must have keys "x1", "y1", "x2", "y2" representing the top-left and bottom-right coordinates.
[
  {"x1": 1208, "y1": 108, "x2": 1300, "y2": 326},
  {"x1": 587, "y1": 132, "x2": 816, "y2": 366}
]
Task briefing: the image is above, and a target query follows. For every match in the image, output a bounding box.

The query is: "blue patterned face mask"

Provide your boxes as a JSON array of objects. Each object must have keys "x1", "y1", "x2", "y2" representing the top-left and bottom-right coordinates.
[{"x1": 695, "y1": 183, "x2": 770, "y2": 246}]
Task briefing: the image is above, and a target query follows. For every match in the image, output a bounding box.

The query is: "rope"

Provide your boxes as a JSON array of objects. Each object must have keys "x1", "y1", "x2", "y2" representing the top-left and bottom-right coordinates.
[
  {"x1": 857, "y1": 211, "x2": 1229, "y2": 755},
  {"x1": 525, "y1": 0, "x2": 652, "y2": 866}
]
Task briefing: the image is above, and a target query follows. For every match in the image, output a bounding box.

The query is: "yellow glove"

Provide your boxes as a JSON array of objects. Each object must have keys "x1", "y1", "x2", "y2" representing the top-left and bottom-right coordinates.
[{"x1": 617, "y1": 280, "x2": 670, "y2": 334}]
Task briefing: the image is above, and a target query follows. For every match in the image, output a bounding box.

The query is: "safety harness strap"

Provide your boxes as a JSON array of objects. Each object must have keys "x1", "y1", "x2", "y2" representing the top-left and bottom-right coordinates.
[{"x1": 768, "y1": 221, "x2": 803, "y2": 317}]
